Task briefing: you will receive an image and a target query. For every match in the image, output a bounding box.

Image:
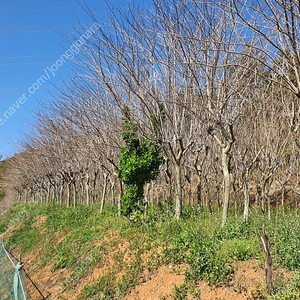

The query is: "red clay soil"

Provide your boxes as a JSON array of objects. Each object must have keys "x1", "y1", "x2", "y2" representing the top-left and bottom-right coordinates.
[
  {"x1": 124, "y1": 260, "x2": 267, "y2": 300},
  {"x1": 196, "y1": 260, "x2": 266, "y2": 300},
  {"x1": 124, "y1": 265, "x2": 185, "y2": 300},
  {"x1": 6, "y1": 217, "x2": 283, "y2": 300},
  {"x1": 23, "y1": 256, "x2": 269, "y2": 300}
]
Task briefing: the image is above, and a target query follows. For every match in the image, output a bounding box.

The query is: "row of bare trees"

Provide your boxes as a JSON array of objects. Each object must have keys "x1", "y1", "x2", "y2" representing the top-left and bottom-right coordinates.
[{"x1": 4, "y1": 0, "x2": 300, "y2": 226}]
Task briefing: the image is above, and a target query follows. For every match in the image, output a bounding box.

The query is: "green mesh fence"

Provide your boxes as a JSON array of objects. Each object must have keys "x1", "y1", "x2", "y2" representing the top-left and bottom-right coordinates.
[{"x1": 0, "y1": 242, "x2": 30, "y2": 300}]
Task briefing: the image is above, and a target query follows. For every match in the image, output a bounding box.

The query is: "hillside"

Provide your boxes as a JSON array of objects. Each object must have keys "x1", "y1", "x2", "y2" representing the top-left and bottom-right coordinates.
[{"x1": 1, "y1": 203, "x2": 300, "y2": 299}]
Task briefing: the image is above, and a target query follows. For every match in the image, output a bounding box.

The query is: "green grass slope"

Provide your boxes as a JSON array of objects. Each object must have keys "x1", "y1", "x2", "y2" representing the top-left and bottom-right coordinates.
[{"x1": 1, "y1": 203, "x2": 300, "y2": 299}]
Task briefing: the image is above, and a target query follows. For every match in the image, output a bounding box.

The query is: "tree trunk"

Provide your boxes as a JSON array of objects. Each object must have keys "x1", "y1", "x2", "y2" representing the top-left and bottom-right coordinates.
[
  {"x1": 46, "y1": 182, "x2": 50, "y2": 203},
  {"x1": 166, "y1": 179, "x2": 172, "y2": 203},
  {"x1": 281, "y1": 186, "x2": 285, "y2": 217},
  {"x1": 197, "y1": 183, "x2": 201, "y2": 211},
  {"x1": 24, "y1": 188, "x2": 27, "y2": 203},
  {"x1": 111, "y1": 180, "x2": 116, "y2": 206},
  {"x1": 266, "y1": 179, "x2": 272, "y2": 220},
  {"x1": 118, "y1": 180, "x2": 123, "y2": 217},
  {"x1": 151, "y1": 181, "x2": 155, "y2": 206},
  {"x1": 243, "y1": 184, "x2": 250, "y2": 223},
  {"x1": 92, "y1": 171, "x2": 98, "y2": 205},
  {"x1": 221, "y1": 148, "x2": 231, "y2": 228},
  {"x1": 59, "y1": 184, "x2": 63, "y2": 206},
  {"x1": 260, "y1": 228, "x2": 273, "y2": 292},
  {"x1": 243, "y1": 170, "x2": 250, "y2": 223},
  {"x1": 100, "y1": 174, "x2": 108, "y2": 213},
  {"x1": 73, "y1": 181, "x2": 77, "y2": 207},
  {"x1": 174, "y1": 162, "x2": 182, "y2": 220},
  {"x1": 66, "y1": 182, "x2": 71, "y2": 207},
  {"x1": 262, "y1": 178, "x2": 271, "y2": 220},
  {"x1": 165, "y1": 167, "x2": 172, "y2": 204},
  {"x1": 194, "y1": 149, "x2": 208, "y2": 210},
  {"x1": 261, "y1": 183, "x2": 266, "y2": 214},
  {"x1": 234, "y1": 193, "x2": 238, "y2": 219},
  {"x1": 145, "y1": 183, "x2": 151, "y2": 215},
  {"x1": 50, "y1": 184, "x2": 55, "y2": 202},
  {"x1": 84, "y1": 173, "x2": 90, "y2": 206}
]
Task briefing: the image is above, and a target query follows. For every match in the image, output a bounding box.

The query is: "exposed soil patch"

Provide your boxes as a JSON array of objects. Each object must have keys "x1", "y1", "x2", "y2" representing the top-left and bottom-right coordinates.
[
  {"x1": 124, "y1": 265, "x2": 185, "y2": 300},
  {"x1": 25, "y1": 262, "x2": 68, "y2": 299},
  {"x1": 23, "y1": 247, "x2": 269, "y2": 300},
  {"x1": 195, "y1": 260, "x2": 265, "y2": 300},
  {"x1": 34, "y1": 215, "x2": 47, "y2": 226},
  {"x1": 6, "y1": 221, "x2": 290, "y2": 300}
]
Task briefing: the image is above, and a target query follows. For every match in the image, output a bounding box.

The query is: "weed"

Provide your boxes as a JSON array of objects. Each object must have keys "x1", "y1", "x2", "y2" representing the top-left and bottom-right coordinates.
[
  {"x1": 117, "y1": 253, "x2": 143, "y2": 296},
  {"x1": 269, "y1": 271, "x2": 300, "y2": 300},
  {"x1": 172, "y1": 283, "x2": 188, "y2": 300},
  {"x1": 248, "y1": 284, "x2": 268, "y2": 299},
  {"x1": 220, "y1": 237, "x2": 260, "y2": 261},
  {"x1": 215, "y1": 219, "x2": 253, "y2": 241},
  {"x1": 274, "y1": 217, "x2": 300, "y2": 270},
  {"x1": 186, "y1": 251, "x2": 234, "y2": 286},
  {"x1": 79, "y1": 271, "x2": 117, "y2": 299},
  {"x1": 7, "y1": 225, "x2": 41, "y2": 253},
  {"x1": 0, "y1": 223, "x2": 6, "y2": 234}
]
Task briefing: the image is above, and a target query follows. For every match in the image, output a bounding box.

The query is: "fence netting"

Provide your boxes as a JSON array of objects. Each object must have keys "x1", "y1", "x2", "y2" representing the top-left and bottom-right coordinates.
[{"x1": 0, "y1": 242, "x2": 30, "y2": 300}]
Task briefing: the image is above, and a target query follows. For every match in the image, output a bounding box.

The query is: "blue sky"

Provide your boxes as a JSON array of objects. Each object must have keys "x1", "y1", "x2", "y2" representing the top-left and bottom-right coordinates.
[{"x1": 0, "y1": 0, "x2": 144, "y2": 160}]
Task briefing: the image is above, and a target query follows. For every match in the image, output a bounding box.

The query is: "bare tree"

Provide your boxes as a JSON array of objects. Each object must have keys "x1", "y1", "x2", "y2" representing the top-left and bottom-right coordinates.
[
  {"x1": 159, "y1": 0, "x2": 259, "y2": 226},
  {"x1": 233, "y1": 0, "x2": 300, "y2": 144}
]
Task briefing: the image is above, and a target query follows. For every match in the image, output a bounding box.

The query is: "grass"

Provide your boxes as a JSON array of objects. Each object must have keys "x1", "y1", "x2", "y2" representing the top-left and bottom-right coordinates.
[{"x1": 1, "y1": 201, "x2": 300, "y2": 298}]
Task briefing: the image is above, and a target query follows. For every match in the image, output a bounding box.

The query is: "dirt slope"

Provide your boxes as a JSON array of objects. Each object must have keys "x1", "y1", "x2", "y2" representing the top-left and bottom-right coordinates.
[{"x1": 2, "y1": 214, "x2": 285, "y2": 300}]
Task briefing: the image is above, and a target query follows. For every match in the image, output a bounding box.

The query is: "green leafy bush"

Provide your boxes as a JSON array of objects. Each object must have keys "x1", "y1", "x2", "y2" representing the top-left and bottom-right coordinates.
[
  {"x1": 160, "y1": 220, "x2": 234, "y2": 286},
  {"x1": 275, "y1": 218, "x2": 300, "y2": 270},
  {"x1": 119, "y1": 107, "x2": 163, "y2": 217},
  {"x1": 220, "y1": 237, "x2": 260, "y2": 261},
  {"x1": 269, "y1": 272, "x2": 300, "y2": 300},
  {"x1": 271, "y1": 291, "x2": 300, "y2": 300},
  {"x1": 186, "y1": 247, "x2": 234, "y2": 286},
  {"x1": 215, "y1": 220, "x2": 253, "y2": 241},
  {"x1": 120, "y1": 184, "x2": 144, "y2": 218}
]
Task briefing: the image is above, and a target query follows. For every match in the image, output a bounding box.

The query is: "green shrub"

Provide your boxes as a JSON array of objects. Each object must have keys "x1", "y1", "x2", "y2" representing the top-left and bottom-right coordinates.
[
  {"x1": 215, "y1": 220, "x2": 254, "y2": 241},
  {"x1": 272, "y1": 291, "x2": 300, "y2": 300},
  {"x1": 249, "y1": 284, "x2": 268, "y2": 299},
  {"x1": 186, "y1": 250, "x2": 234, "y2": 286},
  {"x1": 118, "y1": 107, "x2": 163, "y2": 217},
  {"x1": 270, "y1": 272, "x2": 300, "y2": 300},
  {"x1": 275, "y1": 218, "x2": 300, "y2": 270},
  {"x1": 220, "y1": 237, "x2": 260, "y2": 261}
]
